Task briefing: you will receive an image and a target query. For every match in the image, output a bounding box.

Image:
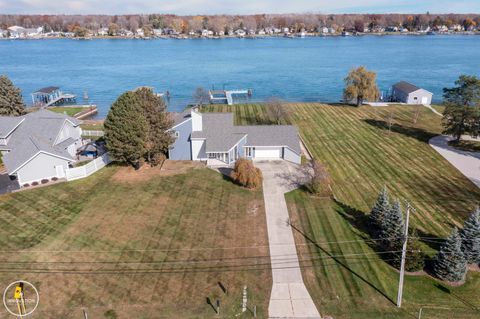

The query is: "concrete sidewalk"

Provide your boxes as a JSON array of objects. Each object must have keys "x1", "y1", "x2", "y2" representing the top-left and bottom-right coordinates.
[
  {"x1": 256, "y1": 161, "x2": 321, "y2": 319},
  {"x1": 429, "y1": 135, "x2": 480, "y2": 188}
]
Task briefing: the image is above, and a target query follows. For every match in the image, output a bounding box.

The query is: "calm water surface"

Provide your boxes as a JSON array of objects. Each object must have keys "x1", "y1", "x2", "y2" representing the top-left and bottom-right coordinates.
[{"x1": 0, "y1": 36, "x2": 479, "y2": 117}]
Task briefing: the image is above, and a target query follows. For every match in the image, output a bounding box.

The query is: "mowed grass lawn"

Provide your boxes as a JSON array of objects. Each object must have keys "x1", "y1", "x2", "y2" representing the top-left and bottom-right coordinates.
[
  {"x1": 0, "y1": 164, "x2": 270, "y2": 318},
  {"x1": 206, "y1": 103, "x2": 480, "y2": 318},
  {"x1": 49, "y1": 106, "x2": 87, "y2": 117}
]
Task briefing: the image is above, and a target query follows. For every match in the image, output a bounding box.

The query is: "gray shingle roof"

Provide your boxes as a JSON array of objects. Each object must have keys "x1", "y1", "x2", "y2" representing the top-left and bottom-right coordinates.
[
  {"x1": 0, "y1": 117, "x2": 24, "y2": 138},
  {"x1": 240, "y1": 125, "x2": 301, "y2": 154},
  {"x1": 170, "y1": 110, "x2": 192, "y2": 127},
  {"x1": 195, "y1": 113, "x2": 301, "y2": 154},
  {"x1": 393, "y1": 81, "x2": 420, "y2": 94},
  {"x1": 1, "y1": 109, "x2": 81, "y2": 173}
]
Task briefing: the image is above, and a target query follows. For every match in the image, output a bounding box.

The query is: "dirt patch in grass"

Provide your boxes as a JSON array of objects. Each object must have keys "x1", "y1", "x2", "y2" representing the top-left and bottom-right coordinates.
[{"x1": 112, "y1": 160, "x2": 205, "y2": 183}]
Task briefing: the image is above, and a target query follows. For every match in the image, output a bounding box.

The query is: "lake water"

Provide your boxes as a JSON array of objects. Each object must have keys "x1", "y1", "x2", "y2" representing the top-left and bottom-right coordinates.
[{"x1": 1, "y1": 36, "x2": 479, "y2": 118}]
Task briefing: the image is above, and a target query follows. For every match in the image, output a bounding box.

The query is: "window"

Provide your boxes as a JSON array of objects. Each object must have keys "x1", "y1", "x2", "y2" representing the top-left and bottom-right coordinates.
[
  {"x1": 174, "y1": 131, "x2": 180, "y2": 138},
  {"x1": 413, "y1": 97, "x2": 418, "y2": 100},
  {"x1": 246, "y1": 147, "x2": 252, "y2": 157}
]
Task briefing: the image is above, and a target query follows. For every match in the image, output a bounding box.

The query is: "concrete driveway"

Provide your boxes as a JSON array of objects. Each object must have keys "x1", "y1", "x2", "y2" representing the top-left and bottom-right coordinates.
[
  {"x1": 429, "y1": 135, "x2": 480, "y2": 188},
  {"x1": 255, "y1": 161, "x2": 321, "y2": 319}
]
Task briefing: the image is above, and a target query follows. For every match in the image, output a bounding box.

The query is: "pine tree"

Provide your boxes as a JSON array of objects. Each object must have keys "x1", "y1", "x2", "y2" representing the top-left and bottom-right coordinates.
[
  {"x1": 133, "y1": 87, "x2": 174, "y2": 166},
  {"x1": 104, "y1": 91, "x2": 148, "y2": 168},
  {"x1": 434, "y1": 228, "x2": 467, "y2": 282},
  {"x1": 380, "y1": 199, "x2": 405, "y2": 251},
  {"x1": 0, "y1": 75, "x2": 26, "y2": 116},
  {"x1": 369, "y1": 186, "x2": 390, "y2": 236},
  {"x1": 459, "y1": 207, "x2": 480, "y2": 264},
  {"x1": 405, "y1": 228, "x2": 425, "y2": 272}
]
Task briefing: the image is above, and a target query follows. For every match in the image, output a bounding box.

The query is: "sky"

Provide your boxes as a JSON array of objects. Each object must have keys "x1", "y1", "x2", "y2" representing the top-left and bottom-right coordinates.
[{"x1": 0, "y1": 0, "x2": 478, "y2": 15}]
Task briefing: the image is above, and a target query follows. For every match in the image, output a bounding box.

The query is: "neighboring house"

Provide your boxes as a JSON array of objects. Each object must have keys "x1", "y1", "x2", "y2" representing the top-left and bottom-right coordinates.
[
  {"x1": 235, "y1": 29, "x2": 246, "y2": 37},
  {"x1": 391, "y1": 81, "x2": 433, "y2": 105},
  {"x1": 0, "y1": 110, "x2": 83, "y2": 186},
  {"x1": 168, "y1": 108, "x2": 301, "y2": 165}
]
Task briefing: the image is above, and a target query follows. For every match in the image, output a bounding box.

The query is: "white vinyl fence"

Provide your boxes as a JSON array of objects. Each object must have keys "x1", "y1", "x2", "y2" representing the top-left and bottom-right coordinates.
[
  {"x1": 82, "y1": 130, "x2": 104, "y2": 137},
  {"x1": 65, "y1": 153, "x2": 111, "y2": 181}
]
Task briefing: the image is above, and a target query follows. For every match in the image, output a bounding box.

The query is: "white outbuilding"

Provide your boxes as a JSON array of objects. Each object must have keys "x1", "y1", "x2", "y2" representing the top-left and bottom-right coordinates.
[{"x1": 391, "y1": 81, "x2": 433, "y2": 105}]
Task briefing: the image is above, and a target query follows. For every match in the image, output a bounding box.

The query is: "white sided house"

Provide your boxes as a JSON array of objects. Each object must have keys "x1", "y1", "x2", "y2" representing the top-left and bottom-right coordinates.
[
  {"x1": 0, "y1": 110, "x2": 83, "y2": 186},
  {"x1": 391, "y1": 81, "x2": 433, "y2": 105},
  {"x1": 168, "y1": 108, "x2": 302, "y2": 165}
]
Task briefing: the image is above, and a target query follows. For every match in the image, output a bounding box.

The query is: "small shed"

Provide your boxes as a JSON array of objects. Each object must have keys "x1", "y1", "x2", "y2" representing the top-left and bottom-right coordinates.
[{"x1": 391, "y1": 81, "x2": 433, "y2": 105}]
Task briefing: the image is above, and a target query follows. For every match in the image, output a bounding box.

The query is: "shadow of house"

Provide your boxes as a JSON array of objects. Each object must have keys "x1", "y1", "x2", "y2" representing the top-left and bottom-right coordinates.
[{"x1": 363, "y1": 119, "x2": 437, "y2": 143}]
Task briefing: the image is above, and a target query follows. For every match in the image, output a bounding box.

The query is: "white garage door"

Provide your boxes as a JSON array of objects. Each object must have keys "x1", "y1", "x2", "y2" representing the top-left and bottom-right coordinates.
[
  {"x1": 421, "y1": 97, "x2": 428, "y2": 104},
  {"x1": 254, "y1": 148, "x2": 281, "y2": 159}
]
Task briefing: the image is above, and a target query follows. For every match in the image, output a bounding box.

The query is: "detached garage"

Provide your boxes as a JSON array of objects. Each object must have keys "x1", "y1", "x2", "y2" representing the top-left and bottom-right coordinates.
[{"x1": 391, "y1": 81, "x2": 433, "y2": 105}]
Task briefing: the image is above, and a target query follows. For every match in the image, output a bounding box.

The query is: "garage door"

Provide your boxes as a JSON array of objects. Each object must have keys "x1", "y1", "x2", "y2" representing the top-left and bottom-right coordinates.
[
  {"x1": 254, "y1": 148, "x2": 281, "y2": 159},
  {"x1": 421, "y1": 97, "x2": 428, "y2": 104}
]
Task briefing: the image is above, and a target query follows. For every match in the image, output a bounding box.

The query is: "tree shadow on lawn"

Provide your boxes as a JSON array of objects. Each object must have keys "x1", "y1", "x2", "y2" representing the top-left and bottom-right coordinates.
[
  {"x1": 289, "y1": 199, "x2": 399, "y2": 308},
  {"x1": 363, "y1": 119, "x2": 437, "y2": 143}
]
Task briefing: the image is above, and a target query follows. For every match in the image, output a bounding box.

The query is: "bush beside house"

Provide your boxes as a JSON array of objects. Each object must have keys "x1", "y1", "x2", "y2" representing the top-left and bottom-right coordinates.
[{"x1": 230, "y1": 158, "x2": 263, "y2": 189}]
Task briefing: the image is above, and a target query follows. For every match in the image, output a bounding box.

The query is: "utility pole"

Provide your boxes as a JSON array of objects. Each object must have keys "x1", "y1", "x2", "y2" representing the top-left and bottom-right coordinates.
[{"x1": 397, "y1": 201, "x2": 413, "y2": 307}]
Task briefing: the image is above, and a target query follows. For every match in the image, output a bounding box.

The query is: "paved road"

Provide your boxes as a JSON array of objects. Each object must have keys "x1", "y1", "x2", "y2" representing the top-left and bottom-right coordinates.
[
  {"x1": 429, "y1": 135, "x2": 480, "y2": 188},
  {"x1": 256, "y1": 161, "x2": 321, "y2": 319}
]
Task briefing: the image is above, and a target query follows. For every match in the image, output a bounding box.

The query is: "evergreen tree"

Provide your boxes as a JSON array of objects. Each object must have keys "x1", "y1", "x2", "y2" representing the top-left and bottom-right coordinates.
[
  {"x1": 0, "y1": 75, "x2": 26, "y2": 116},
  {"x1": 459, "y1": 207, "x2": 480, "y2": 264},
  {"x1": 380, "y1": 199, "x2": 405, "y2": 251},
  {"x1": 104, "y1": 91, "x2": 148, "y2": 168},
  {"x1": 133, "y1": 88, "x2": 174, "y2": 166},
  {"x1": 442, "y1": 75, "x2": 480, "y2": 141},
  {"x1": 434, "y1": 228, "x2": 467, "y2": 282},
  {"x1": 369, "y1": 186, "x2": 390, "y2": 236},
  {"x1": 405, "y1": 228, "x2": 425, "y2": 272}
]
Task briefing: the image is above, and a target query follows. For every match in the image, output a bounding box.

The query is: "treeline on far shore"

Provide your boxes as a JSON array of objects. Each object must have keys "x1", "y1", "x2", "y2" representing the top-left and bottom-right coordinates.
[{"x1": 0, "y1": 13, "x2": 479, "y2": 38}]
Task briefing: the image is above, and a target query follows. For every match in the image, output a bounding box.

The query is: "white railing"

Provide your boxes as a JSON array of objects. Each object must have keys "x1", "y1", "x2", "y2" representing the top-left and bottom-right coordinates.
[
  {"x1": 65, "y1": 153, "x2": 111, "y2": 181},
  {"x1": 82, "y1": 130, "x2": 104, "y2": 137}
]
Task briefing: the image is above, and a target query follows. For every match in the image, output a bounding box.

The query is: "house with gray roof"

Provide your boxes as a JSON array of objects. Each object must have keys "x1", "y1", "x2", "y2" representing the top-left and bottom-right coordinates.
[
  {"x1": 168, "y1": 108, "x2": 301, "y2": 165},
  {"x1": 0, "y1": 109, "x2": 83, "y2": 186},
  {"x1": 391, "y1": 81, "x2": 433, "y2": 105}
]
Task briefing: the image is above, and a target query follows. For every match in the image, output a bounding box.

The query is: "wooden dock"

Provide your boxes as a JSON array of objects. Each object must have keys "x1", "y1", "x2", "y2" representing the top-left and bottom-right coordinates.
[{"x1": 209, "y1": 89, "x2": 252, "y2": 105}]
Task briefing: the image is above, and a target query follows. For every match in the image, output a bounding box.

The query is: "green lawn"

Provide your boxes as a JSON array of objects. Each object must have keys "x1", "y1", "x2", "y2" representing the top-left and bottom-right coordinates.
[
  {"x1": 50, "y1": 106, "x2": 87, "y2": 117},
  {"x1": 206, "y1": 103, "x2": 480, "y2": 318},
  {"x1": 0, "y1": 165, "x2": 270, "y2": 318}
]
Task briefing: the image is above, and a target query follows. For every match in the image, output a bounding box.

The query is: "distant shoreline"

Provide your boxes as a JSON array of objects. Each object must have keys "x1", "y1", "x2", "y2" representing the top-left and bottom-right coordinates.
[{"x1": 1, "y1": 32, "x2": 478, "y2": 41}]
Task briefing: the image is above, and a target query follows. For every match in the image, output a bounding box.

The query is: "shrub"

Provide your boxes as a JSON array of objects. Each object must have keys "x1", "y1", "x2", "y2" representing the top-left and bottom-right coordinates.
[
  {"x1": 230, "y1": 158, "x2": 263, "y2": 189},
  {"x1": 23, "y1": 183, "x2": 29, "y2": 187},
  {"x1": 41, "y1": 179, "x2": 49, "y2": 184},
  {"x1": 151, "y1": 153, "x2": 166, "y2": 167},
  {"x1": 31, "y1": 181, "x2": 39, "y2": 186},
  {"x1": 303, "y1": 160, "x2": 331, "y2": 196},
  {"x1": 51, "y1": 177, "x2": 58, "y2": 181},
  {"x1": 104, "y1": 309, "x2": 117, "y2": 319}
]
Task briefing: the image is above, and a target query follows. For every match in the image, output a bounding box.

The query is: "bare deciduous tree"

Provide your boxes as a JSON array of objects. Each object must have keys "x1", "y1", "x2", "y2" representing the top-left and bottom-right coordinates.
[
  {"x1": 265, "y1": 97, "x2": 291, "y2": 124},
  {"x1": 301, "y1": 160, "x2": 331, "y2": 196},
  {"x1": 193, "y1": 87, "x2": 210, "y2": 108}
]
